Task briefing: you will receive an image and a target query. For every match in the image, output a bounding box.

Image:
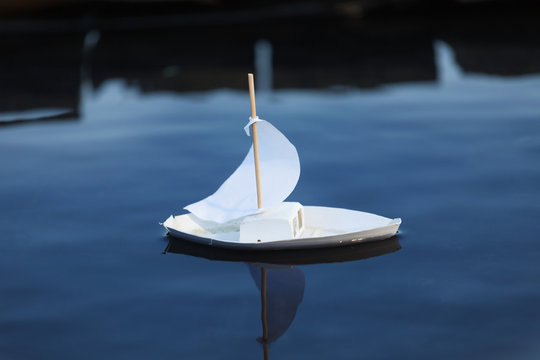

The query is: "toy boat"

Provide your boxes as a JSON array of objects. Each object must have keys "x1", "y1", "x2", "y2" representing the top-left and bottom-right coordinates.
[{"x1": 162, "y1": 74, "x2": 401, "y2": 250}]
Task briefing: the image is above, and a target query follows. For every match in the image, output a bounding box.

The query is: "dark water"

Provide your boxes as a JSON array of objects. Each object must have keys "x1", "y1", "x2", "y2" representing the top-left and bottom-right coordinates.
[{"x1": 1, "y1": 35, "x2": 540, "y2": 360}]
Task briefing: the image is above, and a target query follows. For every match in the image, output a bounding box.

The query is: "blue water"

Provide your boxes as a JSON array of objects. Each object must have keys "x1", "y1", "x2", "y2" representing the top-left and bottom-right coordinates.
[{"x1": 1, "y1": 42, "x2": 540, "y2": 359}]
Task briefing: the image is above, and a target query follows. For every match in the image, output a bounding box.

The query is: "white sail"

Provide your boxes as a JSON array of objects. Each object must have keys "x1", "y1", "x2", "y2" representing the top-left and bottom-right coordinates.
[{"x1": 184, "y1": 117, "x2": 300, "y2": 224}]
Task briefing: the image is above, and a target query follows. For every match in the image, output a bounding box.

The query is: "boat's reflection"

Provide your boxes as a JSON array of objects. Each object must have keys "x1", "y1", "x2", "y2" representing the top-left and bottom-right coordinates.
[
  {"x1": 164, "y1": 236, "x2": 401, "y2": 265},
  {"x1": 248, "y1": 264, "x2": 305, "y2": 359},
  {"x1": 165, "y1": 236, "x2": 401, "y2": 358}
]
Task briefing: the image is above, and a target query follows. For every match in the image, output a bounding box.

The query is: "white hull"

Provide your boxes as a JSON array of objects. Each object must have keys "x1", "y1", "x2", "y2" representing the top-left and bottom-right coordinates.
[{"x1": 163, "y1": 206, "x2": 401, "y2": 250}]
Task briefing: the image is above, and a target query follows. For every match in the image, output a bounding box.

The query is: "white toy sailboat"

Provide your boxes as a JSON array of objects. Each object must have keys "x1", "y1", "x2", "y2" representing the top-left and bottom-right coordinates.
[{"x1": 162, "y1": 74, "x2": 401, "y2": 250}]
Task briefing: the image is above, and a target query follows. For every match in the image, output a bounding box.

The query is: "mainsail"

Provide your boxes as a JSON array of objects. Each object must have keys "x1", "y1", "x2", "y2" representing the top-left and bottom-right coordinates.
[{"x1": 184, "y1": 117, "x2": 300, "y2": 223}]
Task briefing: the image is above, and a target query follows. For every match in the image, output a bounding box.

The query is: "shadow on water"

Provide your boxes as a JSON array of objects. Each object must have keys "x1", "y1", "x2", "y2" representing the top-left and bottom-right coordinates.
[{"x1": 166, "y1": 236, "x2": 401, "y2": 358}]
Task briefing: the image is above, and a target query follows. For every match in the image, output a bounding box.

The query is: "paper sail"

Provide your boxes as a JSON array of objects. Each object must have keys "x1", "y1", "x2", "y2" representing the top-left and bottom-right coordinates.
[{"x1": 184, "y1": 117, "x2": 300, "y2": 224}]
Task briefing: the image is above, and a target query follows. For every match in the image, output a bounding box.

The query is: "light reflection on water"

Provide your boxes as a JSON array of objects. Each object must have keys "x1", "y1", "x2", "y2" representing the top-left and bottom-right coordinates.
[{"x1": 0, "y1": 37, "x2": 540, "y2": 360}]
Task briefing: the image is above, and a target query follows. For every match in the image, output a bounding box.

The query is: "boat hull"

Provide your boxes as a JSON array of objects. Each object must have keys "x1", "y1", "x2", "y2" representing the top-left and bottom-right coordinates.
[{"x1": 163, "y1": 206, "x2": 401, "y2": 251}]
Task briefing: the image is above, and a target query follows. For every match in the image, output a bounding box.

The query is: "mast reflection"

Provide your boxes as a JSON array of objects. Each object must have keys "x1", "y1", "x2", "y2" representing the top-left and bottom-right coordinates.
[
  {"x1": 166, "y1": 236, "x2": 402, "y2": 358},
  {"x1": 248, "y1": 264, "x2": 305, "y2": 359}
]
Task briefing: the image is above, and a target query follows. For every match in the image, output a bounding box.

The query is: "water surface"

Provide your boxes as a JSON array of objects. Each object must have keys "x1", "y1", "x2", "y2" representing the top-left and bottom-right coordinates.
[{"x1": 1, "y1": 40, "x2": 540, "y2": 359}]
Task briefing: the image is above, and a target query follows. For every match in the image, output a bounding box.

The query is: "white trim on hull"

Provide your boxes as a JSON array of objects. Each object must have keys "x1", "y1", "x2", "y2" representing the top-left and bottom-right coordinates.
[{"x1": 163, "y1": 206, "x2": 401, "y2": 250}]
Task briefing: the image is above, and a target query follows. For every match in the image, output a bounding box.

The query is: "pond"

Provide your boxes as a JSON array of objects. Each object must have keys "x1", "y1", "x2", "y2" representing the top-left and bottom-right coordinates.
[{"x1": 1, "y1": 24, "x2": 540, "y2": 359}]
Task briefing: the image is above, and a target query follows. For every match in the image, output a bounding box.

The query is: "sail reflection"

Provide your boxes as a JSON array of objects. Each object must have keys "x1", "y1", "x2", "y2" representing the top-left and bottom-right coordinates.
[
  {"x1": 249, "y1": 264, "x2": 305, "y2": 342},
  {"x1": 166, "y1": 236, "x2": 401, "y2": 358},
  {"x1": 248, "y1": 264, "x2": 305, "y2": 360}
]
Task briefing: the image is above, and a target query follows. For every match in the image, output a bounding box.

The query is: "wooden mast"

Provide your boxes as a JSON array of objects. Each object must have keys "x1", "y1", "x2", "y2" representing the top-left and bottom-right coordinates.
[{"x1": 248, "y1": 73, "x2": 263, "y2": 209}]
